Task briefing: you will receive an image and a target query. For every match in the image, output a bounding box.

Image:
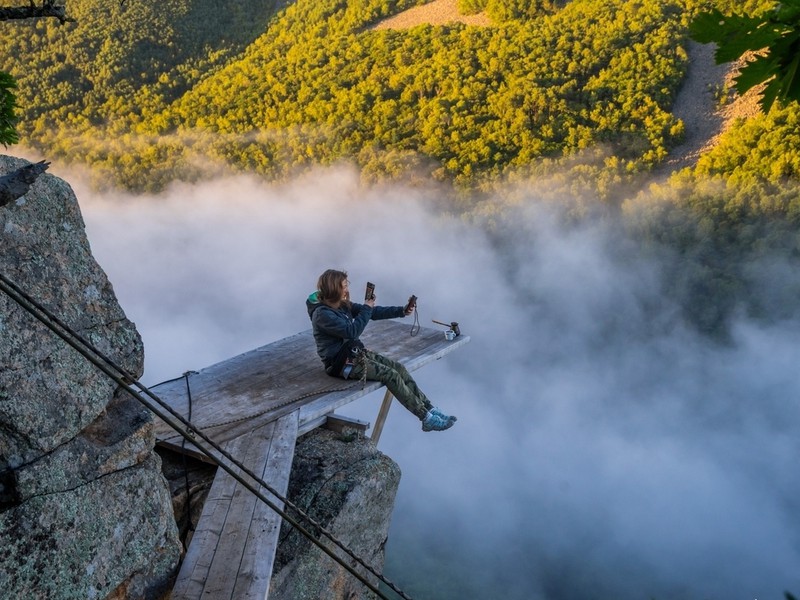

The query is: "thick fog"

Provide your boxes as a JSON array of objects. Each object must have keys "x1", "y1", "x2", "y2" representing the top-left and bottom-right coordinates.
[{"x1": 75, "y1": 167, "x2": 800, "y2": 600}]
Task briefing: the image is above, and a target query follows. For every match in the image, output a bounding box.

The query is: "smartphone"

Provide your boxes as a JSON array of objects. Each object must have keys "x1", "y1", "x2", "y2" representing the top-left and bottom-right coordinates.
[{"x1": 365, "y1": 281, "x2": 376, "y2": 302}]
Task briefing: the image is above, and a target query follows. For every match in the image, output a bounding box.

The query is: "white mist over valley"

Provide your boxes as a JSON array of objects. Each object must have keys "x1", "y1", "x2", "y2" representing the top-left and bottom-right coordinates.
[{"x1": 76, "y1": 167, "x2": 800, "y2": 600}]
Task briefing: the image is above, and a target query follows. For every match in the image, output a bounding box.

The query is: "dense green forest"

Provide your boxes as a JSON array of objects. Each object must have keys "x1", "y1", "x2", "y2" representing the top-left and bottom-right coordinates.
[
  {"x1": 2, "y1": 0, "x2": 800, "y2": 334},
  {"x1": 1, "y1": 0, "x2": 792, "y2": 192},
  {"x1": 0, "y1": 0, "x2": 741, "y2": 190},
  {"x1": 1, "y1": 0, "x2": 794, "y2": 195}
]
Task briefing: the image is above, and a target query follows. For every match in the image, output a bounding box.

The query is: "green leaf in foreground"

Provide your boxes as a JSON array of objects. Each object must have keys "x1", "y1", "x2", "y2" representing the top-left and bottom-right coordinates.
[{"x1": 689, "y1": 0, "x2": 800, "y2": 112}]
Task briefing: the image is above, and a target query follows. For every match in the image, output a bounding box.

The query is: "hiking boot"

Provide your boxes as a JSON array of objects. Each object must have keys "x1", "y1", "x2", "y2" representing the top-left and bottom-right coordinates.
[
  {"x1": 422, "y1": 409, "x2": 456, "y2": 432},
  {"x1": 431, "y1": 407, "x2": 457, "y2": 422}
]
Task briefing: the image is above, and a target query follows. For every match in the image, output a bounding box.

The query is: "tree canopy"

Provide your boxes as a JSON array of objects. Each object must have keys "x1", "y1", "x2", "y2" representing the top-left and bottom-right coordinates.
[
  {"x1": 0, "y1": 0, "x2": 695, "y2": 192},
  {"x1": 0, "y1": 0, "x2": 75, "y2": 146}
]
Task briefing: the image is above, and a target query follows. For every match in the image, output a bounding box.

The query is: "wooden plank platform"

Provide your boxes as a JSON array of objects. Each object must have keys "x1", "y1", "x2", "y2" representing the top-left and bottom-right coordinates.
[
  {"x1": 170, "y1": 412, "x2": 298, "y2": 600},
  {"x1": 153, "y1": 320, "x2": 470, "y2": 456},
  {"x1": 152, "y1": 320, "x2": 469, "y2": 600}
]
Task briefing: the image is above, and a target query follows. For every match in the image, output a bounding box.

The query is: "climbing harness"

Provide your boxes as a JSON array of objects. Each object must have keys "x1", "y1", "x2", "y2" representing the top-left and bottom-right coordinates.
[{"x1": 0, "y1": 271, "x2": 414, "y2": 600}]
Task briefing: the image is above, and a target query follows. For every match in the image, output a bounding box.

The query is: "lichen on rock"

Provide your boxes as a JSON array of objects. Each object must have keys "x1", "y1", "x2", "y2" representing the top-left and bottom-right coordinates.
[{"x1": 0, "y1": 155, "x2": 181, "y2": 599}]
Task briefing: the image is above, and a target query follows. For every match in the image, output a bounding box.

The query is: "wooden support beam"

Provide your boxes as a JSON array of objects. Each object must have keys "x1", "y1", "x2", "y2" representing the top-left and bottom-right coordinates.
[
  {"x1": 324, "y1": 414, "x2": 370, "y2": 435},
  {"x1": 370, "y1": 389, "x2": 394, "y2": 445}
]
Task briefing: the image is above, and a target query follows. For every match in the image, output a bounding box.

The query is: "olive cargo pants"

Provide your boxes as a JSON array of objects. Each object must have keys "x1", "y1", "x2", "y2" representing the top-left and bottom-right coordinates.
[{"x1": 350, "y1": 350, "x2": 433, "y2": 420}]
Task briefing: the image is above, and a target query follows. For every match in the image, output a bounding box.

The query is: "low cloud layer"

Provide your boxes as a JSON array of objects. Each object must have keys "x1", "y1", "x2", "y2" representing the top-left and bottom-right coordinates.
[{"x1": 76, "y1": 167, "x2": 800, "y2": 600}]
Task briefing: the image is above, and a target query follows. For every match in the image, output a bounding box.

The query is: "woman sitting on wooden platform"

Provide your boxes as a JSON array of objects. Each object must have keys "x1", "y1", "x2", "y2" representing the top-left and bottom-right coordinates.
[{"x1": 306, "y1": 268, "x2": 457, "y2": 432}]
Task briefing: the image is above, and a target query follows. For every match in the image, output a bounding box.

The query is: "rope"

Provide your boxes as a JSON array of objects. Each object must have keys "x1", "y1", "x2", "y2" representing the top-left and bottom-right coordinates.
[
  {"x1": 0, "y1": 271, "x2": 414, "y2": 600},
  {"x1": 409, "y1": 304, "x2": 420, "y2": 337}
]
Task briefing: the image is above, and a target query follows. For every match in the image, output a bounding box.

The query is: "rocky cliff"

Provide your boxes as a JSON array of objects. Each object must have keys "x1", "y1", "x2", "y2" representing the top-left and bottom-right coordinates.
[
  {"x1": 270, "y1": 428, "x2": 401, "y2": 599},
  {"x1": 0, "y1": 155, "x2": 401, "y2": 600},
  {"x1": 0, "y1": 155, "x2": 182, "y2": 599}
]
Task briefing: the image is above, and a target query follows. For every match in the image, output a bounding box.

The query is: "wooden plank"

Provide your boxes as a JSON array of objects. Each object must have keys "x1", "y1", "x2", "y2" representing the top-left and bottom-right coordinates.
[
  {"x1": 197, "y1": 423, "x2": 275, "y2": 599},
  {"x1": 150, "y1": 331, "x2": 324, "y2": 441},
  {"x1": 232, "y1": 411, "x2": 298, "y2": 599},
  {"x1": 171, "y1": 431, "x2": 253, "y2": 599},
  {"x1": 170, "y1": 411, "x2": 299, "y2": 600},
  {"x1": 323, "y1": 414, "x2": 370, "y2": 435},
  {"x1": 370, "y1": 390, "x2": 395, "y2": 445},
  {"x1": 171, "y1": 426, "x2": 270, "y2": 599}
]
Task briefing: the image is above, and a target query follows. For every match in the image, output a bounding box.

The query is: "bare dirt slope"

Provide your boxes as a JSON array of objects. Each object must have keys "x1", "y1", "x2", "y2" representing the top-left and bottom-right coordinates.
[
  {"x1": 372, "y1": 0, "x2": 490, "y2": 29},
  {"x1": 658, "y1": 41, "x2": 762, "y2": 175}
]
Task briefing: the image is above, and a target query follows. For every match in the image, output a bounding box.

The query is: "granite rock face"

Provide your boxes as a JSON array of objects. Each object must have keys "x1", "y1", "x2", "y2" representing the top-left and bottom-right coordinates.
[
  {"x1": 0, "y1": 155, "x2": 143, "y2": 470},
  {"x1": 0, "y1": 155, "x2": 181, "y2": 599},
  {"x1": 269, "y1": 428, "x2": 402, "y2": 600}
]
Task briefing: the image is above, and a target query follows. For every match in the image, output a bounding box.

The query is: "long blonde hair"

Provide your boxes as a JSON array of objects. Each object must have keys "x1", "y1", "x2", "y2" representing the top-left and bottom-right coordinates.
[{"x1": 317, "y1": 269, "x2": 350, "y2": 308}]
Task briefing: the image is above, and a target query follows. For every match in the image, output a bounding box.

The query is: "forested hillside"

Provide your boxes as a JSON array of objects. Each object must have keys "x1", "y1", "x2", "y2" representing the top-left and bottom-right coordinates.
[
  {"x1": 2, "y1": 0, "x2": 800, "y2": 335},
  {"x1": 2, "y1": 0, "x2": 793, "y2": 193},
  {"x1": 0, "y1": 0, "x2": 743, "y2": 191}
]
